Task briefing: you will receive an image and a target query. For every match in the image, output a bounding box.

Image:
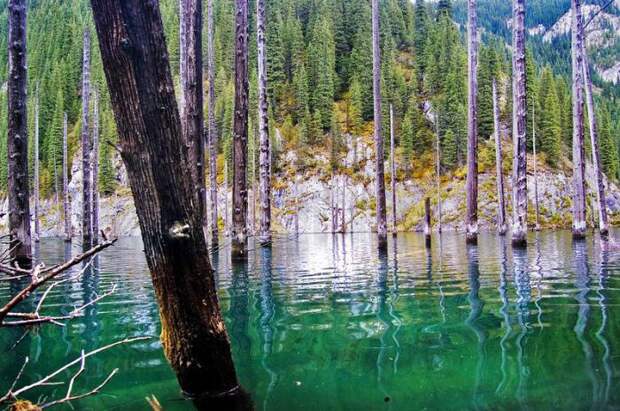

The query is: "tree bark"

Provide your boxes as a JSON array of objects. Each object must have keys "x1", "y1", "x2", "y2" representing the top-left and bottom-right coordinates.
[
  {"x1": 63, "y1": 113, "x2": 71, "y2": 242},
  {"x1": 34, "y1": 91, "x2": 40, "y2": 243},
  {"x1": 466, "y1": 0, "x2": 478, "y2": 244},
  {"x1": 532, "y1": 104, "x2": 541, "y2": 231},
  {"x1": 90, "y1": 0, "x2": 241, "y2": 400},
  {"x1": 207, "y1": 0, "x2": 219, "y2": 244},
  {"x1": 81, "y1": 29, "x2": 92, "y2": 251},
  {"x1": 511, "y1": 0, "x2": 528, "y2": 247},
  {"x1": 424, "y1": 197, "x2": 431, "y2": 248},
  {"x1": 180, "y1": 0, "x2": 206, "y2": 229},
  {"x1": 493, "y1": 79, "x2": 507, "y2": 235},
  {"x1": 7, "y1": 0, "x2": 32, "y2": 267},
  {"x1": 581, "y1": 24, "x2": 608, "y2": 236},
  {"x1": 571, "y1": 0, "x2": 587, "y2": 239},
  {"x1": 91, "y1": 90, "x2": 100, "y2": 246},
  {"x1": 435, "y1": 114, "x2": 442, "y2": 234},
  {"x1": 232, "y1": 0, "x2": 249, "y2": 259},
  {"x1": 372, "y1": 0, "x2": 387, "y2": 250},
  {"x1": 224, "y1": 159, "x2": 229, "y2": 236},
  {"x1": 390, "y1": 104, "x2": 396, "y2": 236},
  {"x1": 257, "y1": 0, "x2": 272, "y2": 246}
]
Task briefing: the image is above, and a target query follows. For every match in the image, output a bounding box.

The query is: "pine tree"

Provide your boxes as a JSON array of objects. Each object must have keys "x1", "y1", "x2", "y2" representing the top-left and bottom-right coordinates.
[
  {"x1": 293, "y1": 61, "x2": 309, "y2": 123},
  {"x1": 443, "y1": 128, "x2": 458, "y2": 168},
  {"x1": 308, "y1": 16, "x2": 336, "y2": 129},
  {"x1": 541, "y1": 84, "x2": 562, "y2": 166}
]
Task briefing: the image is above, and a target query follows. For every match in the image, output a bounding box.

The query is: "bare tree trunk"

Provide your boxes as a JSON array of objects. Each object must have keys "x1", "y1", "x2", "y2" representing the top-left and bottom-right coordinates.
[
  {"x1": 90, "y1": 0, "x2": 242, "y2": 401},
  {"x1": 532, "y1": 104, "x2": 541, "y2": 231},
  {"x1": 581, "y1": 28, "x2": 608, "y2": 236},
  {"x1": 180, "y1": 0, "x2": 206, "y2": 229},
  {"x1": 34, "y1": 91, "x2": 40, "y2": 243},
  {"x1": 331, "y1": 177, "x2": 338, "y2": 234},
  {"x1": 224, "y1": 159, "x2": 229, "y2": 236},
  {"x1": 91, "y1": 90, "x2": 100, "y2": 246},
  {"x1": 341, "y1": 175, "x2": 346, "y2": 234},
  {"x1": 466, "y1": 0, "x2": 478, "y2": 244},
  {"x1": 493, "y1": 80, "x2": 507, "y2": 235},
  {"x1": 435, "y1": 114, "x2": 442, "y2": 234},
  {"x1": 390, "y1": 104, "x2": 396, "y2": 236},
  {"x1": 207, "y1": 0, "x2": 219, "y2": 244},
  {"x1": 63, "y1": 113, "x2": 71, "y2": 242},
  {"x1": 232, "y1": 0, "x2": 249, "y2": 259},
  {"x1": 424, "y1": 197, "x2": 431, "y2": 248},
  {"x1": 257, "y1": 0, "x2": 271, "y2": 246},
  {"x1": 7, "y1": 0, "x2": 32, "y2": 267},
  {"x1": 511, "y1": 0, "x2": 528, "y2": 247},
  {"x1": 372, "y1": 0, "x2": 387, "y2": 249},
  {"x1": 81, "y1": 29, "x2": 92, "y2": 250},
  {"x1": 571, "y1": 0, "x2": 587, "y2": 239}
]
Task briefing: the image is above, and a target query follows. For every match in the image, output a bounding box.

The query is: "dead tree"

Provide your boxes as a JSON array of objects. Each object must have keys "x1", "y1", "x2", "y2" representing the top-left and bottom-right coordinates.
[
  {"x1": 390, "y1": 104, "x2": 397, "y2": 236},
  {"x1": 435, "y1": 114, "x2": 442, "y2": 234},
  {"x1": 532, "y1": 104, "x2": 541, "y2": 231},
  {"x1": 372, "y1": 0, "x2": 387, "y2": 249},
  {"x1": 511, "y1": 0, "x2": 528, "y2": 247},
  {"x1": 207, "y1": 0, "x2": 219, "y2": 243},
  {"x1": 180, "y1": 0, "x2": 206, "y2": 228},
  {"x1": 571, "y1": 0, "x2": 587, "y2": 239},
  {"x1": 81, "y1": 29, "x2": 92, "y2": 250},
  {"x1": 34, "y1": 90, "x2": 40, "y2": 243},
  {"x1": 493, "y1": 79, "x2": 507, "y2": 235},
  {"x1": 224, "y1": 159, "x2": 229, "y2": 236},
  {"x1": 7, "y1": 0, "x2": 32, "y2": 267},
  {"x1": 257, "y1": 0, "x2": 272, "y2": 246},
  {"x1": 63, "y1": 113, "x2": 71, "y2": 242},
  {"x1": 232, "y1": 0, "x2": 249, "y2": 259},
  {"x1": 424, "y1": 197, "x2": 431, "y2": 248},
  {"x1": 90, "y1": 0, "x2": 241, "y2": 399},
  {"x1": 91, "y1": 90, "x2": 100, "y2": 246},
  {"x1": 466, "y1": 0, "x2": 478, "y2": 244}
]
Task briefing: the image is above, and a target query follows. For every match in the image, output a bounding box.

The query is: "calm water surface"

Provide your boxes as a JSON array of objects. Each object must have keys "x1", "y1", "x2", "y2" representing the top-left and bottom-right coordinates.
[{"x1": 1, "y1": 231, "x2": 620, "y2": 410}]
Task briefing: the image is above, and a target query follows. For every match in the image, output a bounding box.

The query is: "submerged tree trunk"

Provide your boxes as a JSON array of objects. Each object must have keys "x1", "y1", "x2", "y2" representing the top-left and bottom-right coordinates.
[
  {"x1": 180, "y1": 0, "x2": 206, "y2": 228},
  {"x1": 232, "y1": 0, "x2": 249, "y2": 259},
  {"x1": 532, "y1": 105, "x2": 541, "y2": 231},
  {"x1": 466, "y1": 0, "x2": 478, "y2": 244},
  {"x1": 435, "y1": 114, "x2": 442, "y2": 234},
  {"x1": 63, "y1": 113, "x2": 71, "y2": 242},
  {"x1": 90, "y1": 0, "x2": 241, "y2": 401},
  {"x1": 372, "y1": 0, "x2": 387, "y2": 249},
  {"x1": 207, "y1": 0, "x2": 219, "y2": 243},
  {"x1": 493, "y1": 80, "x2": 507, "y2": 235},
  {"x1": 34, "y1": 91, "x2": 40, "y2": 243},
  {"x1": 424, "y1": 197, "x2": 431, "y2": 248},
  {"x1": 81, "y1": 29, "x2": 92, "y2": 250},
  {"x1": 91, "y1": 90, "x2": 100, "y2": 246},
  {"x1": 390, "y1": 104, "x2": 396, "y2": 236},
  {"x1": 571, "y1": 0, "x2": 587, "y2": 239},
  {"x1": 257, "y1": 0, "x2": 271, "y2": 246},
  {"x1": 511, "y1": 0, "x2": 528, "y2": 247}
]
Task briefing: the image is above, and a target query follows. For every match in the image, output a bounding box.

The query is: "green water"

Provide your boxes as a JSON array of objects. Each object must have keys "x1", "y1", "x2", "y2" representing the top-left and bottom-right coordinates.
[{"x1": 1, "y1": 232, "x2": 619, "y2": 410}]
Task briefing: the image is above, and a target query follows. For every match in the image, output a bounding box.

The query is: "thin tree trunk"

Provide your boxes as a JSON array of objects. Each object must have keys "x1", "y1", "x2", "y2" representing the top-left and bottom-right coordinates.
[
  {"x1": 180, "y1": 0, "x2": 206, "y2": 229},
  {"x1": 435, "y1": 114, "x2": 442, "y2": 234},
  {"x1": 571, "y1": 0, "x2": 587, "y2": 239},
  {"x1": 81, "y1": 29, "x2": 92, "y2": 250},
  {"x1": 207, "y1": 0, "x2": 219, "y2": 244},
  {"x1": 341, "y1": 174, "x2": 346, "y2": 233},
  {"x1": 372, "y1": 0, "x2": 387, "y2": 249},
  {"x1": 511, "y1": 0, "x2": 528, "y2": 247},
  {"x1": 34, "y1": 90, "x2": 40, "y2": 243},
  {"x1": 581, "y1": 28, "x2": 608, "y2": 236},
  {"x1": 390, "y1": 104, "x2": 396, "y2": 236},
  {"x1": 7, "y1": 0, "x2": 32, "y2": 267},
  {"x1": 91, "y1": 90, "x2": 100, "y2": 245},
  {"x1": 232, "y1": 0, "x2": 249, "y2": 259},
  {"x1": 331, "y1": 176, "x2": 338, "y2": 234},
  {"x1": 224, "y1": 159, "x2": 229, "y2": 236},
  {"x1": 90, "y1": 0, "x2": 242, "y2": 402},
  {"x1": 257, "y1": 0, "x2": 271, "y2": 246},
  {"x1": 424, "y1": 197, "x2": 431, "y2": 248},
  {"x1": 466, "y1": 0, "x2": 478, "y2": 244},
  {"x1": 493, "y1": 79, "x2": 507, "y2": 235},
  {"x1": 63, "y1": 113, "x2": 71, "y2": 242},
  {"x1": 532, "y1": 104, "x2": 541, "y2": 231}
]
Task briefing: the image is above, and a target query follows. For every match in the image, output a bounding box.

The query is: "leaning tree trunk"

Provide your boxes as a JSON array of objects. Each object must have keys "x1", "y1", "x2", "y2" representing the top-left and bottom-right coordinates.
[
  {"x1": 207, "y1": 0, "x2": 219, "y2": 243},
  {"x1": 465, "y1": 0, "x2": 478, "y2": 244},
  {"x1": 232, "y1": 0, "x2": 249, "y2": 259},
  {"x1": 581, "y1": 23, "x2": 608, "y2": 236},
  {"x1": 372, "y1": 0, "x2": 387, "y2": 249},
  {"x1": 571, "y1": 0, "x2": 587, "y2": 239},
  {"x1": 180, "y1": 0, "x2": 206, "y2": 228},
  {"x1": 257, "y1": 0, "x2": 272, "y2": 246},
  {"x1": 81, "y1": 29, "x2": 92, "y2": 250},
  {"x1": 90, "y1": 0, "x2": 241, "y2": 400},
  {"x1": 493, "y1": 79, "x2": 507, "y2": 235},
  {"x1": 390, "y1": 104, "x2": 396, "y2": 236},
  {"x1": 91, "y1": 90, "x2": 100, "y2": 246},
  {"x1": 511, "y1": 0, "x2": 528, "y2": 247},
  {"x1": 63, "y1": 112, "x2": 71, "y2": 242},
  {"x1": 7, "y1": 0, "x2": 32, "y2": 267},
  {"x1": 34, "y1": 91, "x2": 40, "y2": 243},
  {"x1": 532, "y1": 105, "x2": 541, "y2": 231}
]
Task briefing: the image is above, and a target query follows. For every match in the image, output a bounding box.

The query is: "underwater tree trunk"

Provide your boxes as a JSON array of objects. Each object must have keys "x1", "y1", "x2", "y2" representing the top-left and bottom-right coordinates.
[
  {"x1": 63, "y1": 113, "x2": 71, "y2": 242},
  {"x1": 34, "y1": 92, "x2": 40, "y2": 243},
  {"x1": 81, "y1": 29, "x2": 92, "y2": 250},
  {"x1": 511, "y1": 0, "x2": 528, "y2": 247},
  {"x1": 390, "y1": 104, "x2": 396, "y2": 235},
  {"x1": 207, "y1": 0, "x2": 219, "y2": 243},
  {"x1": 232, "y1": 0, "x2": 249, "y2": 259},
  {"x1": 493, "y1": 80, "x2": 507, "y2": 235},
  {"x1": 7, "y1": 0, "x2": 32, "y2": 267},
  {"x1": 90, "y1": 0, "x2": 241, "y2": 399},
  {"x1": 372, "y1": 0, "x2": 387, "y2": 249},
  {"x1": 257, "y1": 0, "x2": 271, "y2": 246},
  {"x1": 466, "y1": 0, "x2": 478, "y2": 244},
  {"x1": 532, "y1": 105, "x2": 541, "y2": 231},
  {"x1": 571, "y1": 0, "x2": 587, "y2": 239},
  {"x1": 91, "y1": 90, "x2": 100, "y2": 245}
]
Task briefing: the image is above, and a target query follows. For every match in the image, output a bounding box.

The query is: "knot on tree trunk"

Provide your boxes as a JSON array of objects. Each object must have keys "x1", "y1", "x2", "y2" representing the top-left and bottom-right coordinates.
[{"x1": 168, "y1": 222, "x2": 191, "y2": 240}]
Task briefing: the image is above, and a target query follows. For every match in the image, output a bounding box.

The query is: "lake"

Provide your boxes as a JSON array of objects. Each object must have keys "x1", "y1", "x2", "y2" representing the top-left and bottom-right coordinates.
[{"x1": 1, "y1": 231, "x2": 619, "y2": 410}]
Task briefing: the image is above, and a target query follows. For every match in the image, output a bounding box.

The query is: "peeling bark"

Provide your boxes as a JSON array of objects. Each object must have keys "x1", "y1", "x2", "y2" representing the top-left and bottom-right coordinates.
[
  {"x1": 257, "y1": 0, "x2": 271, "y2": 246},
  {"x1": 390, "y1": 104, "x2": 397, "y2": 236},
  {"x1": 466, "y1": 0, "x2": 478, "y2": 244},
  {"x1": 34, "y1": 91, "x2": 40, "y2": 243},
  {"x1": 532, "y1": 104, "x2": 541, "y2": 231},
  {"x1": 207, "y1": 0, "x2": 219, "y2": 243},
  {"x1": 81, "y1": 29, "x2": 92, "y2": 250},
  {"x1": 63, "y1": 113, "x2": 71, "y2": 242},
  {"x1": 493, "y1": 80, "x2": 507, "y2": 235},
  {"x1": 435, "y1": 114, "x2": 442, "y2": 234},
  {"x1": 91, "y1": 90, "x2": 100, "y2": 246}
]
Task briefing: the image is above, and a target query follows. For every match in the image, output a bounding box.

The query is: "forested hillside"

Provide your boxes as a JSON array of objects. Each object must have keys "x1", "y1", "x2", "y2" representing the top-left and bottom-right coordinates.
[{"x1": 0, "y1": 0, "x2": 618, "y2": 200}]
